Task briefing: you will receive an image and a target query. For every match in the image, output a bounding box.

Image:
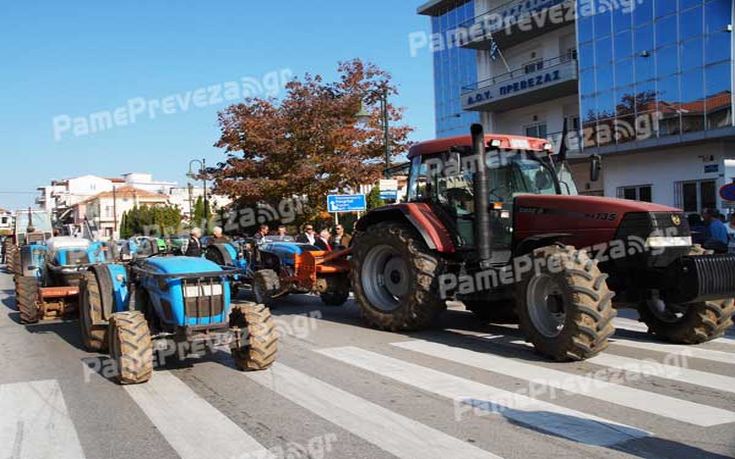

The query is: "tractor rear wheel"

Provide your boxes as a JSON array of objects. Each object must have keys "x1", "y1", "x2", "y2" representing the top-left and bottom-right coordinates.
[
  {"x1": 108, "y1": 311, "x2": 153, "y2": 384},
  {"x1": 638, "y1": 246, "x2": 735, "y2": 343},
  {"x1": 320, "y1": 274, "x2": 350, "y2": 306},
  {"x1": 7, "y1": 244, "x2": 19, "y2": 274},
  {"x1": 351, "y1": 223, "x2": 446, "y2": 331},
  {"x1": 464, "y1": 299, "x2": 519, "y2": 324},
  {"x1": 253, "y1": 269, "x2": 280, "y2": 307},
  {"x1": 516, "y1": 245, "x2": 616, "y2": 361},
  {"x1": 230, "y1": 303, "x2": 277, "y2": 370},
  {"x1": 14, "y1": 275, "x2": 39, "y2": 324},
  {"x1": 79, "y1": 270, "x2": 109, "y2": 352}
]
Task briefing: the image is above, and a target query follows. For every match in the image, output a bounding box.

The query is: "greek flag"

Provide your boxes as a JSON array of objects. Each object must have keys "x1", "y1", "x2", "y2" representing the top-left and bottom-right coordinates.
[{"x1": 489, "y1": 39, "x2": 500, "y2": 61}]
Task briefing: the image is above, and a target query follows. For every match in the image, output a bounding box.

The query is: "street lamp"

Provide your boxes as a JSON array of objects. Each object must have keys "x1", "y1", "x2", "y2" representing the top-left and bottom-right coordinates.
[
  {"x1": 187, "y1": 158, "x2": 208, "y2": 224},
  {"x1": 356, "y1": 87, "x2": 391, "y2": 177}
]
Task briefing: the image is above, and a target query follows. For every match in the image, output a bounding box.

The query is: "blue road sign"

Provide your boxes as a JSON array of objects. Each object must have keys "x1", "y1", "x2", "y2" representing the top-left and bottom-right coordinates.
[
  {"x1": 379, "y1": 190, "x2": 398, "y2": 201},
  {"x1": 327, "y1": 194, "x2": 367, "y2": 213},
  {"x1": 721, "y1": 183, "x2": 735, "y2": 201}
]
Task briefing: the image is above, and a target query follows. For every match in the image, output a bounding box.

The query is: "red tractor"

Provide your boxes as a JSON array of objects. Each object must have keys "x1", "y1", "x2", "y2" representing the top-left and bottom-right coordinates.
[{"x1": 350, "y1": 124, "x2": 735, "y2": 361}]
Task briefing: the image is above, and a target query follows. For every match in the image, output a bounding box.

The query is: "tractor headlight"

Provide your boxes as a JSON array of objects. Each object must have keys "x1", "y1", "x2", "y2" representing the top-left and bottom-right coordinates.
[{"x1": 645, "y1": 236, "x2": 692, "y2": 248}]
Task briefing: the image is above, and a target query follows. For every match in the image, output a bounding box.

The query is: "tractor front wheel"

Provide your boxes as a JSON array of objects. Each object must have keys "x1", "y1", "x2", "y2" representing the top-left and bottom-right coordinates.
[
  {"x1": 516, "y1": 245, "x2": 616, "y2": 361},
  {"x1": 79, "y1": 270, "x2": 109, "y2": 352},
  {"x1": 253, "y1": 270, "x2": 280, "y2": 307},
  {"x1": 230, "y1": 303, "x2": 278, "y2": 371},
  {"x1": 351, "y1": 223, "x2": 446, "y2": 331},
  {"x1": 320, "y1": 274, "x2": 350, "y2": 306},
  {"x1": 14, "y1": 275, "x2": 39, "y2": 324},
  {"x1": 108, "y1": 311, "x2": 153, "y2": 385}
]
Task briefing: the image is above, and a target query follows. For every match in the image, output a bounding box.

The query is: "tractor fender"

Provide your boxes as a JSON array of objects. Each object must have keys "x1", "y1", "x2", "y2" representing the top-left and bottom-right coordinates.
[
  {"x1": 90, "y1": 264, "x2": 130, "y2": 319},
  {"x1": 355, "y1": 204, "x2": 456, "y2": 253},
  {"x1": 207, "y1": 243, "x2": 235, "y2": 266},
  {"x1": 514, "y1": 233, "x2": 572, "y2": 256}
]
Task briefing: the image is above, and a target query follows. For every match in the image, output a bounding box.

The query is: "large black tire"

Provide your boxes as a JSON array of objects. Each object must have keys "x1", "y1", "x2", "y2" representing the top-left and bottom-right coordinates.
[
  {"x1": 350, "y1": 223, "x2": 446, "y2": 331},
  {"x1": 638, "y1": 245, "x2": 735, "y2": 344},
  {"x1": 253, "y1": 269, "x2": 280, "y2": 307},
  {"x1": 205, "y1": 244, "x2": 233, "y2": 266},
  {"x1": 516, "y1": 245, "x2": 616, "y2": 361},
  {"x1": 79, "y1": 270, "x2": 109, "y2": 352},
  {"x1": 14, "y1": 275, "x2": 39, "y2": 324},
  {"x1": 464, "y1": 299, "x2": 519, "y2": 324},
  {"x1": 230, "y1": 303, "x2": 278, "y2": 370},
  {"x1": 320, "y1": 274, "x2": 350, "y2": 306},
  {"x1": 7, "y1": 244, "x2": 19, "y2": 274},
  {"x1": 108, "y1": 311, "x2": 153, "y2": 385}
]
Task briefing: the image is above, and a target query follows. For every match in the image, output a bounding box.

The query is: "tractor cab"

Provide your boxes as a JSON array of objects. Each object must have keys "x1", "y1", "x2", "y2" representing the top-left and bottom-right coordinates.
[{"x1": 407, "y1": 133, "x2": 559, "y2": 264}]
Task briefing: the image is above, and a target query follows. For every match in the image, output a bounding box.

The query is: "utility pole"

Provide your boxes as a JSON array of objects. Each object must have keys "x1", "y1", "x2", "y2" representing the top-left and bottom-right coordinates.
[
  {"x1": 202, "y1": 158, "x2": 209, "y2": 221},
  {"x1": 112, "y1": 185, "x2": 118, "y2": 236},
  {"x1": 187, "y1": 183, "x2": 194, "y2": 224},
  {"x1": 381, "y1": 87, "x2": 391, "y2": 177}
]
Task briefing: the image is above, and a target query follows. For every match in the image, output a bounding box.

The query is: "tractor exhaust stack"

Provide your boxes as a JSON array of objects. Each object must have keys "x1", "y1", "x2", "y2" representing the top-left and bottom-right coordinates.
[{"x1": 471, "y1": 124, "x2": 493, "y2": 267}]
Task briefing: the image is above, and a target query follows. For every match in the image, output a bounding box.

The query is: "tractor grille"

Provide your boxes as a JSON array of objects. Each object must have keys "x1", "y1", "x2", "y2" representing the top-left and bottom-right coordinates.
[
  {"x1": 182, "y1": 279, "x2": 225, "y2": 320},
  {"x1": 687, "y1": 254, "x2": 735, "y2": 300},
  {"x1": 666, "y1": 254, "x2": 735, "y2": 303}
]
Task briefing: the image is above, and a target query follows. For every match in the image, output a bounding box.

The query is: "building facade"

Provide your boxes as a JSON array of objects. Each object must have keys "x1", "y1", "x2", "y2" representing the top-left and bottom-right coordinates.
[{"x1": 419, "y1": 0, "x2": 735, "y2": 212}]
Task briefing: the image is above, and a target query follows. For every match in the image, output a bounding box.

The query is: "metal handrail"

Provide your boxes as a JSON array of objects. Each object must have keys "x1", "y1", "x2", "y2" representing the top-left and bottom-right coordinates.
[
  {"x1": 462, "y1": 54, "x2": 577, "y2": 92},
  {"x1": 456, "y1": 0, "x2": 570, "y2": 32}
]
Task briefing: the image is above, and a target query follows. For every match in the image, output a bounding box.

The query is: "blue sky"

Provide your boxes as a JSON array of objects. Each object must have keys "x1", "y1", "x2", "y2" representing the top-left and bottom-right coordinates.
[{"x1": 0, "y1": 1, "x2": 435, "y2": 209}]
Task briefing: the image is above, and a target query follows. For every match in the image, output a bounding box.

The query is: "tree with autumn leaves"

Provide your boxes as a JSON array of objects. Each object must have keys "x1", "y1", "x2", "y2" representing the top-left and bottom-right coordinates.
[{"x1": 212, "y1": 60, "x2": 413, "y2": 223}]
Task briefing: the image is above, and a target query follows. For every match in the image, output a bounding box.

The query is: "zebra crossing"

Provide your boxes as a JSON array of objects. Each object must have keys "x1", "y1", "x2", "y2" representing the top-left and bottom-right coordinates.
[{"x1": 1, "y1": 314, "x2": 734, "y2": 459}]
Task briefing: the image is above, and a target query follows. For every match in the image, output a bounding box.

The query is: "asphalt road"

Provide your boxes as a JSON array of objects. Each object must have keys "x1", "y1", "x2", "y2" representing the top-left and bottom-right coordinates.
[{"x1": 1, "y1": 267, "x2": 734, "y2": 459}]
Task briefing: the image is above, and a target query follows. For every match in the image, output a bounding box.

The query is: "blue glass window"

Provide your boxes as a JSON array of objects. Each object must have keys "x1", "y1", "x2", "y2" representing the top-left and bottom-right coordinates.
[
  {"x1": 594, "y1": 9, "x2": 612, "y2": 38},
  {"x1": 680, "y1": 5, "x2": 703, "y2": 40},
  {"x1": 634, "y1": 25, "x2": 654, "y2": 55},
  {"x1": 706, "y1": 31, "x2": 732, "y2": 65},
  {"x1": 578, "y1": 14, "x2": 595, "y2": 44},
  {"x1": 656, "y1": 45, "x2": 679, "y2": 77},
  {"x1": 655, "y1": 0, "x2": 677, "y2": 18},
  {"x1": 705, "y1": 0, "x2": 732, "y2": 35},
  {"x1": 615, "y1": 58, "x2": 635, "y2": 88},
  {"x1": 633, "y1": 0, "x2": 654, "y2": 26},
  {"x1": 596, "y1": 36, "x2": 613, "y2": 65},
  {"x1": 657, "y1": 74, "x2": 681, "y2": 105},
  {"x1": 613, "y1": 4, "x2": 632, "y2": 30},
  {"x1": 705, "y1": 62, "x2": 732, "y2": 129},
  {"x1": 681, "y1": 37, "x2": 704, "y2": 70},
  {"x1": 680, "y1": 0, "x2": 703, "y2": 10},
  {"x1": 614, "y1": 30, "x2": 633, "y2": 60},
  {"x1": 580, "y1": 42, "x2": 595, "y2": 70},
  {"x1": 655, "y1": 14, "x2": 677, "y2": 47}
]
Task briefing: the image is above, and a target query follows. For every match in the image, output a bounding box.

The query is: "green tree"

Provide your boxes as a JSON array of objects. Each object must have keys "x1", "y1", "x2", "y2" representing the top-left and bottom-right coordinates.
[
  {"x1": 121, "y1": 205, "x2": 183, "y2": 237},
  {"x1": 366, "y1": 184, "x2": 385, "y2": 210}
]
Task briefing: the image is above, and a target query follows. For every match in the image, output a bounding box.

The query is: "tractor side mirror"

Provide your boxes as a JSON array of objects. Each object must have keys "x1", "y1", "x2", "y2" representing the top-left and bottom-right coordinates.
[{"x1": 590, "y1": 154, "x2": 602, "y2": 182}]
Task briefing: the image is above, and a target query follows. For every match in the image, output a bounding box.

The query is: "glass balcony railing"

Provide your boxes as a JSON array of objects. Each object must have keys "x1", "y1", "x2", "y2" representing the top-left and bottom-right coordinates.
[
  {"x1": 455, "y1": 0, "x2": 574, "y2": 49},
  {"x1": 461, "y1": 54, "x2": 578, "y2": 112}
]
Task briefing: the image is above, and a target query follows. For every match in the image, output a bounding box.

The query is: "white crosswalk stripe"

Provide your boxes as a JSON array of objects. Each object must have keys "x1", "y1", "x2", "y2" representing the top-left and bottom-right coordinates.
[
  {"x1": 125, "y1": 371, "x2": 272, "y2": 459},
  {"x1": 245, "y1": 362, "x2": 500, "y2": 459},
  {"x1": 0, "y1": 379, "x2": 86, "y2": 459},
  {"x1": 392, "y1": 340, "x2": 735, "y2": 427},
  {"x1": 614, "y1": 317, "x2": 735, "y2": 346},
  {"x1": 608, "y1": 336, "x2": 735, "y2": 364},
  {"x1": 588, "y1": 352, "x2": 735, "y2": 394},
  {"x1": 317, "y1": 346, "x2": 649, "y2": 447}
]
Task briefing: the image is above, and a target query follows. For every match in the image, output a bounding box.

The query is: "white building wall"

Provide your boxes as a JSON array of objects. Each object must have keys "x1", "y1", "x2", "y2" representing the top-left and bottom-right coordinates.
[
  {"x1": 603, "y1": 143, "x2": 732, "y2": 211},
  {"x1": 492, "y1": 94, "x2": 578, "y2": 136}
]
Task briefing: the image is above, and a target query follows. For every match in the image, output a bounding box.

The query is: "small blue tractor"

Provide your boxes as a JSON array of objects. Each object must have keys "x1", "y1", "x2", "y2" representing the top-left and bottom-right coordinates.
[
  {"x1": 205, "y1": 236, "x2": 351, "y2": 307},
  {"x1": 78, "y1": 255, "x2": 277, "y2": 385},
  {"x1": 14, "y1": 232, "x2": 113, "y2": 324},
  {"x1": 4, "y1": 209, "x2": 54, "y2": 275}
]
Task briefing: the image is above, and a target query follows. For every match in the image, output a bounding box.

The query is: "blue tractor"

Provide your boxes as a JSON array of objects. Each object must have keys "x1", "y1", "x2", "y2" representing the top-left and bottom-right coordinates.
[
  {"x1": 78, "y1": 255, "x2": 277, "y2": 385},
  {"x1": 15, "y1": 235, "x2": 114, "y2": 324},
  {"x1": 205, "y1": 236, "x2": 351, "y2": 307}
]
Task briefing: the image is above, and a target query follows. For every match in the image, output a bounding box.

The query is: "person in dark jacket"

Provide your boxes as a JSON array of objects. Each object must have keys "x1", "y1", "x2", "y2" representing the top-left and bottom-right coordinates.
[
  {"x1": 296, "y1": 224, "x2": 317, "y2": 245},
  {"x1": 314, "y1": 228, "x2": 333, "y2": 251},
  {"x1": 185, "y1": 227, "x2": 202, "y2": 257}
]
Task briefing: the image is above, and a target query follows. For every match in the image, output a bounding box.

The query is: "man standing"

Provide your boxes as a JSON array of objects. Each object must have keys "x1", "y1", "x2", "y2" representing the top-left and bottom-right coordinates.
[
  {"x1": 276, "y1": 225, "x2": 289, "y2": 237},
  {"x1": 212, "y1": 226, "x2": 230, "y2": 243},
  {"x1": 185, "y1": 227, "x2": 203, "y2": 257},
  {"x1": 296, "y1": 224, "x2": 317, "y2": 245},
  {"x1": 702, "y1": 208, "x2": 729, "y2": 253},
  {"x1": 315, "y1": 228, "x2": 333, "y2": 251},
  {"x1": 331, "y1": 224, "x2": 352, "y2": 250},
  {"x1": 253, "y1": 224, "x2": 270, "y2": 243}
]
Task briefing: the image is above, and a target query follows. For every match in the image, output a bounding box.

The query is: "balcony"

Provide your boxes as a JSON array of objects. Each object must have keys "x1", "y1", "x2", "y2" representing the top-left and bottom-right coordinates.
[
  {"x1": 461, "y1": 55, "x2": 578, "y2": 112},
  {"x1": 454, "y1": 0, "x2": 574, "y2": 50}
]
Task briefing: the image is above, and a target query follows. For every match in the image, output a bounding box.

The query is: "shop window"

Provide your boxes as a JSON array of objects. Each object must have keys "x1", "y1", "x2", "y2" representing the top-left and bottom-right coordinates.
[
  {"x1": 617, "y1": 185, "x2": 652, "y2": 202},
  {"x1": 525, "y1": 123, "x2": 547, "y2": 139},
  {"x1": 676, "y1": 180, "x2": 717, "y2": 212}
]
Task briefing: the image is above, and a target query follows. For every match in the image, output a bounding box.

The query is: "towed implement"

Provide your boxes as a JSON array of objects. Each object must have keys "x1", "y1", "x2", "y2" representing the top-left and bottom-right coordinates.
[
  {"x1": 206, "y1": 236, "x2": 351, "y2": 307},
  {"x1": 349, "y1": 125, "x2": 735, "y2": 361},
  {"x1": 78, "y1": 256, "x2": 277, "y2": 384}
]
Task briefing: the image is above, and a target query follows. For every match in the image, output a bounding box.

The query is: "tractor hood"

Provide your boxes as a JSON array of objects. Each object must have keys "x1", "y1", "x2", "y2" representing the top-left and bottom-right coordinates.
[
  {"x1": 514, "y1": 194, "x2": 686, "y2": 249},
  {"x1": 143, "y1": 256, "x2": 223, "y2": 275}
]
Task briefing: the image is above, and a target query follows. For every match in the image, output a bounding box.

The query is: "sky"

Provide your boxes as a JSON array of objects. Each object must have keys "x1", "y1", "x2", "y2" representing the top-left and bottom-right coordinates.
[{"x1": 0, "y1": 1, "x2": 435, "y2": 210}]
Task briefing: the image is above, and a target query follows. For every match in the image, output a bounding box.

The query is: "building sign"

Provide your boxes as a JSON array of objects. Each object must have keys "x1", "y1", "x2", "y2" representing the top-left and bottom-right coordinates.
[
  {"x1": 379, "y1": 179, "x2": 399, "y2": 201},
  {"x1": 463, "y1": 60, "x2": 576, "y2": 110},
  {"x1": 704, "y1": 164, "x2": 719, "y2": 174}
]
